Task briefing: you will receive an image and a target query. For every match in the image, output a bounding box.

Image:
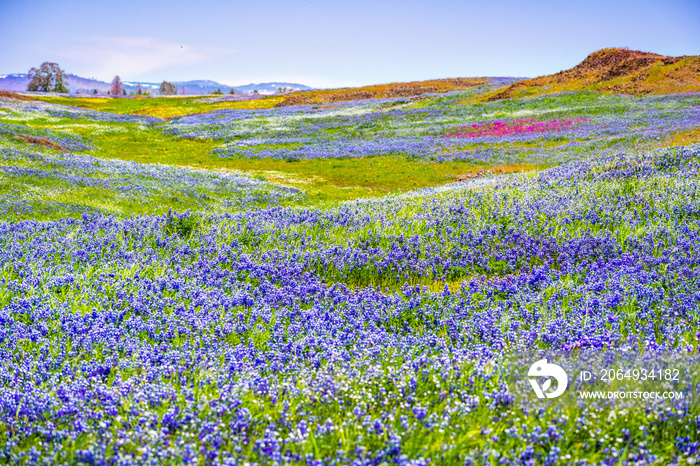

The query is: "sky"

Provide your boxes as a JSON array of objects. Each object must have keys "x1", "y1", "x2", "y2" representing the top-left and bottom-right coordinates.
[{"x1": 1, "y1": 0, "x2": 698, "y2": 88}]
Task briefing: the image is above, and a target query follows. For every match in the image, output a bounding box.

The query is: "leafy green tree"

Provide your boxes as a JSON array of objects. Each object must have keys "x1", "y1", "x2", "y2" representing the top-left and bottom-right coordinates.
[
  {"x1": 159, "y1": 81, "x2": 178, "y2": 96},
  {"x1": 212, "y1": 88, "x2": 223, "y2": 95},
  {"x1": 27, "y1": 62, "x2": 68, "y2": 93},
  {"x1": 136, "y1": 84, "x2": 143, "y2": 96},
  {"x1": 228, "y1": 88, "x2": 235, "y2": 95}
]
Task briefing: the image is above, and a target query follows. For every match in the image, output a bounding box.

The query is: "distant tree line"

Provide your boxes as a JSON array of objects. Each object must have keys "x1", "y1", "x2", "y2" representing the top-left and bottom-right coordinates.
[
  {"x1": 211, "y1": 88, "x2": 236, "y2": 95},
  {"x1": 25, "y1": 62, "x2": 241, "y2": 97}
]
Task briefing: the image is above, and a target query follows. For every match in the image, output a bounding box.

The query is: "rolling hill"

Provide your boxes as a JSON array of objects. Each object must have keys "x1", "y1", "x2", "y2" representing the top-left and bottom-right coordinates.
[
  {"x1": 487, "y1": 48, "x2": 700, "y2": 101},
  {"x1": 274, "y1": 77, "x2": 494, "y2": 106}
]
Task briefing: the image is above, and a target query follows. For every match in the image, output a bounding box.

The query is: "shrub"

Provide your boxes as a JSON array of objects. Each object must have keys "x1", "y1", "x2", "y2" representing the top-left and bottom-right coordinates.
[{"x1": 163, "y1": 210, "x2": 199, "y2": 238}]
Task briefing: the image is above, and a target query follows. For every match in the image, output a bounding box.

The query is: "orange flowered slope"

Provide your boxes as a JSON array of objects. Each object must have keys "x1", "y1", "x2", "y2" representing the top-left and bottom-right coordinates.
[
  {"x1": 486, "y1": 48, "x2": 700, "y2": 101},
  {"x1": 275, "y1": 78, "x2": 488, "y2": 106}
]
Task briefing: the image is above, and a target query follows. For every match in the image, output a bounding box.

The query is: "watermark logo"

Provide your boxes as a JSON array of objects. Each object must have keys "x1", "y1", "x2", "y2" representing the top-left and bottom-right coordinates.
[{"x1": 528, "y1": 359, "x2": 568, "y2": 399}]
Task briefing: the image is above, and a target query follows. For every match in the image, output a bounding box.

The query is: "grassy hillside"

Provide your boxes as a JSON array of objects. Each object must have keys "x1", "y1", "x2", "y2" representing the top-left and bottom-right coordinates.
[
  {"x1": 31, "y1": 94, "x2": 287, "y2": 118},
  {"x1": 486, "y1": 48, "x2": 700, "y2": 101},
  {"x1": 4, "y1": 88, "x2": 699, "y2": 218},
  {"x1": 274, "y1": 78, "x2": 489, "y2": 106},
  {"x1": 25, "y1": 78, "x2": 492, "y2": 117},
  {"x1": 1, "y1": 76, "x2": 700, "y2": 464}
]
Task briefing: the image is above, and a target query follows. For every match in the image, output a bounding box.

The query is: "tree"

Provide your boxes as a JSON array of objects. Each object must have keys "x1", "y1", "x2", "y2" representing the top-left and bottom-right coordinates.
[
  {"x1": 159, "y1": 81, "x2": 178, "y2": 96},
  {"x1": 228, "y1": 88, "x2": 235, "y2": 95},
  {"x1": 92, "y1": 89, "x2": 98, "y2": 95},
  {"x1": 27, "y1": 62, "x2": 68, "y2": 93},
  {"x1": 136, "y1": 84, "x2": 143, "y2": 96},
  {"x1": 212, "y1": 88, "x2": 223, "y2": 95},
  {"x1": 110, "y1": 76, "x2": 124, "y2": 95}
]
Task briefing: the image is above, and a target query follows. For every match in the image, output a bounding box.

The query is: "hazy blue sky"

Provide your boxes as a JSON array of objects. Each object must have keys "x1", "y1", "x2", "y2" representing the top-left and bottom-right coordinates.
[{"x1": 1, "y1": 0, "x2": 698, "y2": 88}]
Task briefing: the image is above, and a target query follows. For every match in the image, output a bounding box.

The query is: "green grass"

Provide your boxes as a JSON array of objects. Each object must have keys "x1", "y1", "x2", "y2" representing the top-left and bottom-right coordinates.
[
  {"x1": 2, "y1": 90, "x2": 700, "y2": 462},
  {"x1": 12, "y1": 116, "x2": 543, "y2": 205},
  {"x1": 5, "y1": 89, "x2": 693, "y2": 217},
  {"x1": 31, "y1": 94, "x2": 286, "y2": 117},
  {"x1": 87, "y1": 130, "x2": 541, "y2": 203}
]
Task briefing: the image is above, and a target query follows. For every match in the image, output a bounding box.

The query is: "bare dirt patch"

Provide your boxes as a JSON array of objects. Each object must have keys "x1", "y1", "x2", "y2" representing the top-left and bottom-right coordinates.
[
  {"x1": 0, "y1": 90, "x2": 37, "y2": 101},
  {"x1": 455, "y1": 164, "x2": 542, "y2": 181},
  {"x1": 17, "y1": 134, "x2": 68, "y2": 152}
]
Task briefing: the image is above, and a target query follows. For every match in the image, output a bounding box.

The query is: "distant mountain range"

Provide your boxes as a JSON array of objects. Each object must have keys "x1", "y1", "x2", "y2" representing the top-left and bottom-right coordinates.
[{"x1": 0, "y1": 73, "x2": 313, "y2": 95}]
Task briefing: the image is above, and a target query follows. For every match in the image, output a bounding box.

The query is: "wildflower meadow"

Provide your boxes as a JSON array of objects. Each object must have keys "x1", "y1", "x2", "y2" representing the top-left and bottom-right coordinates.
[{"x1": 0, "y1": 83, "x2": 699, "y2": 465}]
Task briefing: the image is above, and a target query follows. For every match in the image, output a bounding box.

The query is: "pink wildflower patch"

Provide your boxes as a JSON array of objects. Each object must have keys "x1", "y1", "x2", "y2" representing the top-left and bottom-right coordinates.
[{"x1": 444, "y1": 118, "x2": 588, "y2": 138}]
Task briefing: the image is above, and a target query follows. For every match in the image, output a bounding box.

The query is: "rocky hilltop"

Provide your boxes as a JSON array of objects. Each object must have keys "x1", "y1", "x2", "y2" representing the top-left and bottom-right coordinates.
[{"x1": 487, "y1": 48, "x2": 700, "y2": 100}]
